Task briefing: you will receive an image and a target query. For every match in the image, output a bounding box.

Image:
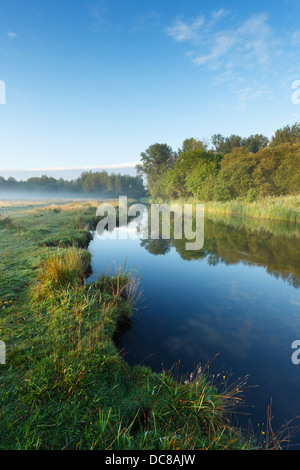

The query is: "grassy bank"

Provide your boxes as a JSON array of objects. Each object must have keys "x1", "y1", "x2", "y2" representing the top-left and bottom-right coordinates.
[
  {"x1": 141, "y1": 194, "x2": 300, "y2": 223},
  {"x1": 205, "y1": 195, "x2": 300, "y2": 223},
  {"x1": 0, "y1": 200, "x2": 285, "y2": 450}
]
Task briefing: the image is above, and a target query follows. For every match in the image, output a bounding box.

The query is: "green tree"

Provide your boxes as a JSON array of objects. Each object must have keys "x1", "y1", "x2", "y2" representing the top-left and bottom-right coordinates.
[
  {"x1": 270, "y1": 123, "x2": 300, "y2": 146},
  {"x1": 162, "y1": 148, "x2": 223, "y2": 200},
  {"x1": 184, "y1": 151, "x2": 222, "y2": 200},
  {"x1": 214, "y1": 149, "x2": 258, "y2": 201},
  {"x1": 242, "y1": 134, "x2": 269, "y2": 153},
  {"x1": 178, "y1": 137, "x2": 208, "y2": 154},
  {"x1": 136, "y1": 143, "x2": 176, "y2": 197},
  {"x1": 211, "y1": 134, "x2": 243, "y2": 154}
]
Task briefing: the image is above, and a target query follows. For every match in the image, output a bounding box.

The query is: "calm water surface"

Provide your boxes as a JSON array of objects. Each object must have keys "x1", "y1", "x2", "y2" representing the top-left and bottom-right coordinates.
[{"x1": 88, "y1": 213, "x2": 300, "y2": 444}]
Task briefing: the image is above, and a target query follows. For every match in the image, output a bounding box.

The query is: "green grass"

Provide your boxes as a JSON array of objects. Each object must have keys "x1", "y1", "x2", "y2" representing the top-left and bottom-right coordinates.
[
  {"x1": 33, "y1": 246, "x2": 92, "y2": 297},
  {"x1": 205, "y1": 195, "x2": 300, "y2": 222},
  {"x1": 0, "y1": 199, "x2": 294, "y2": 450},
  {"x1": 142, "y1": 194, "x2": 300, "y2": 223}
]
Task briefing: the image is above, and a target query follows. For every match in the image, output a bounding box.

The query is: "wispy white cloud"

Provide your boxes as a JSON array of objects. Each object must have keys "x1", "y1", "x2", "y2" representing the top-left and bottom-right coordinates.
[
  {"x1": 233, "y1": 85, "x2": 275, "y2": 110},
  {"x1": 86, "y1": 0, "x2": 112, "y2": 33},
  {"x1": 7, "y1": 31, "x2": 18, "y2": 39},
  {"x1": 193, "y1": 32, "x2": 237, "y2": 66},
  {"x1": 166, "y1": 15, "x2": 205, "y2": 42},
  {"x1": 167, "y1": 11, "x2": 280, "y2": 71},
  {"x1": 166, "y1": 11, "x2": 283, "y2": 109},
  {"x1": 211, "y1": 9, "x2": 230, "y2": 21},
  {"x1": 237, "y1": 13, "x2": 275, "y2": 65},
  {"x1": 291, "y1": 30, "x2": 300, "y2": 45},
  {"x1": 0, "y1": 162, "x2": 140, "y2": 172},
  {"x1": 166, "y1": 9, "x2": 230, "y2": 43},
  {"x1": 193, "y1": 13, "x2": 276, "y2": 69}
]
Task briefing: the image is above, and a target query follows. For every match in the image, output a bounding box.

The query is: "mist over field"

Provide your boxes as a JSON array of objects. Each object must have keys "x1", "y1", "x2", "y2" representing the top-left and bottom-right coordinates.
[
  {"x1": 0, "y1": 169, "x2": 146, "y2": 201},
  {"x1": 0, "y1": 191, "x2": 106, "y2": 201}
]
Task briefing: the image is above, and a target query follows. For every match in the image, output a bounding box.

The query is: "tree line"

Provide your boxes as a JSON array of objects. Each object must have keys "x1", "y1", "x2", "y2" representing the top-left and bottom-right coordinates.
[
  {"x1": 1, "y1": 122, "x2": 300, "y2": 201},
  {"x1": 136, "y1": 123, "x2": 300, "y2": 201},
  {"x1": 0, "y1": 171, "x2": 146, "y2": 198}
]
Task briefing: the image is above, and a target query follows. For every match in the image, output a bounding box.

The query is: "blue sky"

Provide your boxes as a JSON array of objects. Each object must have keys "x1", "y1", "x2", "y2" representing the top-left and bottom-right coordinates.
[{"x1": 1, "y1": 0, "x2": 300, "y2": 179}]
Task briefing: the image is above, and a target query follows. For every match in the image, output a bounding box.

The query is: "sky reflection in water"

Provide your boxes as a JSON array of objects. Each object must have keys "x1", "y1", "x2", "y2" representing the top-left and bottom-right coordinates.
[{"x1": 88, "y1": 214, "x2": 300, "y2": 438}]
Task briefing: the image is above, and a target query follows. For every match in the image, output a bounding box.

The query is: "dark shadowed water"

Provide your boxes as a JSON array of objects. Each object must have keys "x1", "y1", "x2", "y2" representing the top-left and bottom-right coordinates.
[{"x1": 88, "y1": 212, "x2": 300, "y2": 447}]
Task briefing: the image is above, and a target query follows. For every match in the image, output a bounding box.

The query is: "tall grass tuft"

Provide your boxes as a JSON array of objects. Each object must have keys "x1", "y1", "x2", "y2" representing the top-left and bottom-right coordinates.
[
  {"x1": 94, "y1": 264, "x2": 142, "y2": 307},
  {"x1": 35, "y1": 247, "x2": 91, "y2": 295}
]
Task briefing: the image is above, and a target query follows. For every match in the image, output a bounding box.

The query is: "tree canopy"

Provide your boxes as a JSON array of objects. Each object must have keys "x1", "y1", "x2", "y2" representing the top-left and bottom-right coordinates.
[{"x1": 136, "y1": 123, "x2": 300, "y2": 201}]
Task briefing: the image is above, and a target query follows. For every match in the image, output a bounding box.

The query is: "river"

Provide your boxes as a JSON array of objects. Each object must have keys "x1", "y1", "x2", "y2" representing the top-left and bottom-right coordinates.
[{"x1": 87, "y1": 210, "x2": 300, "y2": 446}]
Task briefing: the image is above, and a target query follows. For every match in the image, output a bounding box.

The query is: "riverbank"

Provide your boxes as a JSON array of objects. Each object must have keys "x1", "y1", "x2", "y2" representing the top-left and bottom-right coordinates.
[
  {"x1": 141, "y1": 194, "x2": 300, "y2": 224},
  {"x1": 0, "y1": 200, "x2": 286, "y2": 450},
  {"x1": 205, "y1": 195, "x2": 300, "y2": 223}
]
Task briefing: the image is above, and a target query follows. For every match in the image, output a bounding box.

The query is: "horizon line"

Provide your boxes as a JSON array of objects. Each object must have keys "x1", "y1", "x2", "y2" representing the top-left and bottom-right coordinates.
[{"x1": 0, "y1": 161, "x2": 140, "y2": 172}]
